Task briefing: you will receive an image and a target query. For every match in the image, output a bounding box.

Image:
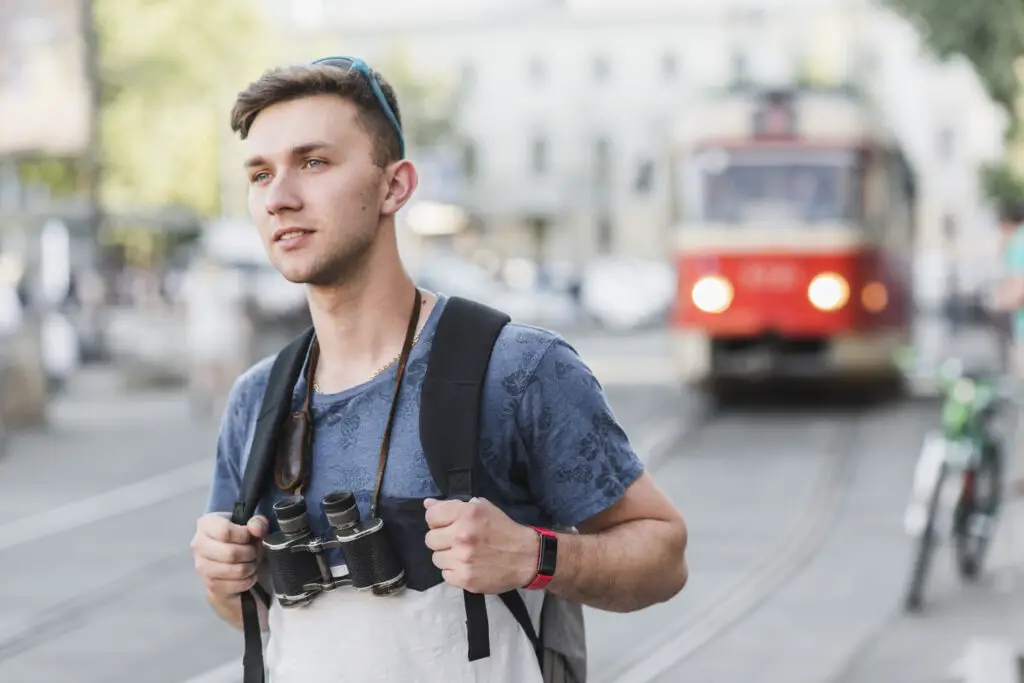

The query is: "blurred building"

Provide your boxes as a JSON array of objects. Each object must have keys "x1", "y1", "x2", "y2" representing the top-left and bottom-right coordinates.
[
  {"x1": 260, "y1": 0, "x2": 1004, "y2": 294},
  {"x1": 0, "y1": 0, "x2": 91, "y2": 224}
]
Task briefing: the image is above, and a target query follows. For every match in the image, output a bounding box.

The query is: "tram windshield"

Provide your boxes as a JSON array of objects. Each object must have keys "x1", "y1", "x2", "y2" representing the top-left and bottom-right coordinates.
[{"x1": 684, "y1": 148, "x2": 863, "y2": 224}]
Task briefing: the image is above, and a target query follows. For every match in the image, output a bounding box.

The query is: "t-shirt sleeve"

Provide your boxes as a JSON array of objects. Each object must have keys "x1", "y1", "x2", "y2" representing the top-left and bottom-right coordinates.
[
  {"x1": 1009, "y1": 235, "x2": 1024, "y2": 273},
  {"x1": 515, "y1": 337, "x2": 645, "y2": 528},
  {"x1": 204, "y1": 377, "x2": 255, "y2": 515}
]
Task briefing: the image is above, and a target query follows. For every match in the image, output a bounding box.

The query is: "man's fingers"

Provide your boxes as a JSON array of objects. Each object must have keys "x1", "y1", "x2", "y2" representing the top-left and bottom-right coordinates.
[
  {"x1": 200, "y1": 514, "x2": 252, "y2": 545},
  {"x1": 247, "y1": 516, "x2": 269, "y2": 539},
  {"x1": 424, "y1": 527, "x2": 453, "y2": 552},
  {"x1": 424, "y1": 500, "x2": 464, "y2": 529},
  {"x1": 195, "y1": 537, "x2": 258, "y2": 564},
  {"x1": 197, "y1": 557, "x2": 259, "y2": 582},
  {"x1": 431, "y1": 549, "x2": 457, "y2": 571}
]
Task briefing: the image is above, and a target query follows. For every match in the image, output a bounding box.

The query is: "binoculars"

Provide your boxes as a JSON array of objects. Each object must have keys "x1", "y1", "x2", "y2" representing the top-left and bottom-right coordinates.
[{"x1": 262, "y1": 491, "x2": 405, "y2": 607}]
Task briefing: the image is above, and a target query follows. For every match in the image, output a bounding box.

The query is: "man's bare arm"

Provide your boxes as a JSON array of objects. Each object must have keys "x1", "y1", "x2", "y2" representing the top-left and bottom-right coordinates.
[
  {"x1": 206, "y1": 588, "x2": 269, "y2": 632},
  {"x1": 993, "y1": 275, "x2": 1024, "y2": 311},
  {"x1": 545, "y1": 472, "x2": 688, "y2": 613}
]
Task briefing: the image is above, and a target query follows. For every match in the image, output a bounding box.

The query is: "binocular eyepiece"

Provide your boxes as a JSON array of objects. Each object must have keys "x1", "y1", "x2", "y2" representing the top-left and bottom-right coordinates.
[{"x1": 262, "y1": 492, "x2": 405, "y2": 607}]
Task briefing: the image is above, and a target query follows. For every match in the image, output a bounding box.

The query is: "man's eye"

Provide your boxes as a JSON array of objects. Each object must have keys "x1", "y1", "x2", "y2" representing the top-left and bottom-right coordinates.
[
  {"x1": 251, "y1": 172, "x2": 270, "y2": 184},
  {"x1": 306, "y1": 159, "x2": 325, "y2": 169}
]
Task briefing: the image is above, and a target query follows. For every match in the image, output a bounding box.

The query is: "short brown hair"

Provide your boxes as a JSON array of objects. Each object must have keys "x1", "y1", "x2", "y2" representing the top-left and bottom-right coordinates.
[{"x1": 230, "y1": 64, "x2": 403, "y2": 167}]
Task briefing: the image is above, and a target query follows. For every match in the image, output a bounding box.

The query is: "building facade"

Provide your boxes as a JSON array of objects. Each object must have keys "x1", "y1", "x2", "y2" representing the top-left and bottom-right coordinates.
[{"x1": 267, "y1": 0, "x2": 1005, "y2": 294}]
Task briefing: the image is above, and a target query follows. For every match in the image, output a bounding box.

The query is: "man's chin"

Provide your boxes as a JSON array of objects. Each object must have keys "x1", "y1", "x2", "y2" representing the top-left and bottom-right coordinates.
[
  {"x1": 277, "y1": 267, "x2": 336, "y2": 288},
  {"x1": 279, "y1": 271, "x2": 313, "y2": 285}
]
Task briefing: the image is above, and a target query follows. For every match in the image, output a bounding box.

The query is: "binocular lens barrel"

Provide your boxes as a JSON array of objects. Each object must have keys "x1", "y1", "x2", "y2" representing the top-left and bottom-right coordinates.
[
  {"x1": 322, "y1": 491, "x2": 360, "y2": 530},
  {"x1": 273, "y1": 495, "x2": 310, "y2": 537}
]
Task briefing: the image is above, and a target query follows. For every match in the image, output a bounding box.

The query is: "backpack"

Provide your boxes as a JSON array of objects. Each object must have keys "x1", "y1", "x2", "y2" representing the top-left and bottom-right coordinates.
[{"x1": 229, "y1": 296, "x2": 586, "y2": 683}]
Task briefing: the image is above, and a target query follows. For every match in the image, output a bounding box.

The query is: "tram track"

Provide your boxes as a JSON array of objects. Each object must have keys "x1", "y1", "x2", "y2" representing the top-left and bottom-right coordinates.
[{"x1": 596, "y1": 404, "x2": 874, "y2": 683}]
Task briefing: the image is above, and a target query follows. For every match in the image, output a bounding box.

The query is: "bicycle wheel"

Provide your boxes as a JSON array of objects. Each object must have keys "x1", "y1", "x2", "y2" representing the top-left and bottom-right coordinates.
[
  {"x1": 954, "y1": 442, "x2": 1003, "y2": 580},
  {"x1": 905, "y1": 460, "x2": 949, "y2": 612}
]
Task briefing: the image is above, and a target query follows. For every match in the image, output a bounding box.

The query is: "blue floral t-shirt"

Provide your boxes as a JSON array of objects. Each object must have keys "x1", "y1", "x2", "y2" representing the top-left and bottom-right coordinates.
[{"x1": 203, "y1": 293, "x2": 646, "y2": 683}]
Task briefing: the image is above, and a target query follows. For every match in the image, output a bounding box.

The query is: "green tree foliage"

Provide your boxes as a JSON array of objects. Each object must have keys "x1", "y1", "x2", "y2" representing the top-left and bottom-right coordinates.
[
  {"x1": 94, "y1": 0, "x2": 276, "y2": 217},
  {"x1": 886, "y1": 0, "x2": 1024, "y2": 200},
  {"x1": 17, "y1": 157, "x2": 81, "y2": 198},
  {"x1": 982, "y1": 160, "x2": 1024, "y2": 200},
  {"x1": 886, "y1": 0, "x2": 1024, "y2": 115}
]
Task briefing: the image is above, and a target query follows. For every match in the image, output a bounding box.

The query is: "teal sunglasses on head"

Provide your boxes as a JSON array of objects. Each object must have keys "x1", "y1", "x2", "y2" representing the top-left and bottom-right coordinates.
[{"x1": 312, "y1": 55, "x2": 405, "y2": 158}]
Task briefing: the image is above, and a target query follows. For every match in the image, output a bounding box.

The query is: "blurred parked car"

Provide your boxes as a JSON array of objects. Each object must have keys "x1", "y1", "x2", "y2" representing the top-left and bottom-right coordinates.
[
  {"x1": 414, "y1": 253, "x2": 580, "y2": 329},
  {"x1": 579, "y1": 257, "x2": 675, "y2": 331}
]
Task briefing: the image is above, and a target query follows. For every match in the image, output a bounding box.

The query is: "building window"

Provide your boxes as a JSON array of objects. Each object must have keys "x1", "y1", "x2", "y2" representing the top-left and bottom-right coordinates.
[
  {"x1": 528, "y1": 216, "x2": 549, "y2": 262},
  {"x1": 460, "y1": 62, "x2": 475, "y2": 91},
  {"x1": 531, "y1": 136, "x2": 548, "y2": 175},
  {"x1": 594, "y1": 137, "x2": 610, "y2": 186},
  {"x1": 528, "y1": 56, "x2": 545, "y2": 83},
  {"x1": 662, "y1": 53, "x2": 677, "y2": 80},
  {"x1": 461, "y1": 140, "x2": 478, "y2": 183},
  {"x1": 938, "y1": 127, "x2": 955, "y2": 161},
  {"x1": 597, "y1": 215, "x2": 613, "y2": 254},
  {"x1": 943, "y1": 214, "x2": 956, "y2": 243},
  {"x1": 635, "y1": 159, "x2": 654, "y2": 194},
  {"x1": 593, "y1": 55, "x2": 609, "y2": 81},
  {"x1": 731, "y1": 51, "x2": 749, "y2": 86}
]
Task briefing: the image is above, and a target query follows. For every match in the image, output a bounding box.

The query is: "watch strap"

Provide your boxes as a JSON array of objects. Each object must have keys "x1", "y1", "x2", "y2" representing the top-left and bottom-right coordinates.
[{"x1": 524, "y1": 526, "x2": 557, "y2": 590}]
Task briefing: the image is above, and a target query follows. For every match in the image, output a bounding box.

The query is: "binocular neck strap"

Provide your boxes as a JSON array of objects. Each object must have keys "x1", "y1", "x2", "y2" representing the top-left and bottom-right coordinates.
[
  {"x1": 370, "y1": 287, "x2": 422, "y2": 519},
  {"x1": 294, "y1": 287, "x2": 421, "y2": 510}
]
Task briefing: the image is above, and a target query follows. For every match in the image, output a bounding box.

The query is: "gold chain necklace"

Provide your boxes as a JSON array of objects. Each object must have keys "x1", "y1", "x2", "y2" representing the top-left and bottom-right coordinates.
[{"x1": 312, "y1": 332, "x2": 420, "y2": 393}]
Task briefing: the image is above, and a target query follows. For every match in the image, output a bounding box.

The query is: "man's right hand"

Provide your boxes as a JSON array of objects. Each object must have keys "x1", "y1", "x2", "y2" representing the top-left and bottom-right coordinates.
[{"x1": 191, "y1": 512, "x2": 269, "y2": 599}]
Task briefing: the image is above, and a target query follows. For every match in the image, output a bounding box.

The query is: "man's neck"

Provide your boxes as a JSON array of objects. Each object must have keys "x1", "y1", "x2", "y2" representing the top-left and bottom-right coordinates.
[{"x1": 305, "y1": 245, "x2": 433, "y2": 393}]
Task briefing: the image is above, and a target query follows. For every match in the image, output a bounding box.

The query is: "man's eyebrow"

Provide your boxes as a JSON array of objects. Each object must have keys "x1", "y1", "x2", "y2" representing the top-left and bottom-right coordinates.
[
  {"x1": 243, "y1": 142, "x2": 335, "y2": 169},
  {"x1": 291, "y1": 142, "x2": 334, "y2": 156}
]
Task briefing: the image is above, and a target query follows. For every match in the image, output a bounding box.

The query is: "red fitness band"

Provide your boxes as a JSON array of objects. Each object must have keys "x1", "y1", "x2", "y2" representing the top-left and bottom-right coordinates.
[{"x1": 524, "y1": 526, "x2": 558, "y2": 590}]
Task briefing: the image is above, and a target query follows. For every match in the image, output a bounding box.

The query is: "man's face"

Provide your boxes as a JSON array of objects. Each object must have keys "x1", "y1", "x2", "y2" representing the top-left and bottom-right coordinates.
[
  {"x1": 1000, "y1": 219, "x2": 1020, "y2": 248},
  {"x1": 244, "y1": 94, "x2": 386, "y2": 286}
]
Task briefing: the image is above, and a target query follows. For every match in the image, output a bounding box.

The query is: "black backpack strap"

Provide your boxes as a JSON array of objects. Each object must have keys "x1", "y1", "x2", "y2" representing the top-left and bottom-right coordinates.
[
  {"x1": 420, "y1": 297, "x2": 508, "y2": 500},
  {"x1": 420, "y1": 298, "x2": 542, "y2": 665},
  {"x1": 231, "y1": 326, "x2": 315, "y2": 683}
]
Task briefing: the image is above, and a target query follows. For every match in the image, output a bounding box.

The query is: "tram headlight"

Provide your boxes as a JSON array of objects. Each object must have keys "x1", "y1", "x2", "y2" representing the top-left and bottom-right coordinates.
[
  {"x1": 808, "y1": 273, "x2": 849, "y2": 311},
  {"x1": 691, "y1": 275, "x2": 733, "y2": 314}
]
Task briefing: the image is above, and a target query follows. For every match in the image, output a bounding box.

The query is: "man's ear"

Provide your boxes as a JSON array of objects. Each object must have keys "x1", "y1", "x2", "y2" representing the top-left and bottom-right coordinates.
[{"x1": 381, "y1": 160, "x2": 418, "y2": 217}]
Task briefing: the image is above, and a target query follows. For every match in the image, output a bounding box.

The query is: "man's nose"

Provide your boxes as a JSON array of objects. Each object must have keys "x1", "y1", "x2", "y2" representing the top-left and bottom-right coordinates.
[{"x1": 265, "y1": 174, "x2": 302, "y2": 215}]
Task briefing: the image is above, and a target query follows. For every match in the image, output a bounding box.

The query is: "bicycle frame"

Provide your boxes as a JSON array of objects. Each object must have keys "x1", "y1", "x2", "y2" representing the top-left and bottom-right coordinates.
[{"x1": 905, "y1": 368, "x2": 1004, "y2": 537}]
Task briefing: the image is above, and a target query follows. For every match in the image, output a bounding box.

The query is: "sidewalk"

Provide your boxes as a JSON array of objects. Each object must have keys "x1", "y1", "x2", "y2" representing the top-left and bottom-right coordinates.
[
  {"x1": 950, "y1": 493, "x2": 1024, "y2": 683},
  {"x1": 0, "y1": 364, "x2": 217, "y2": 529},
  {"x1": 44, "y1": 364, "x2": 193, "y2": 431},
  {"x1": 837, "y1": 495, "x2": 1024, "y2": 683}
]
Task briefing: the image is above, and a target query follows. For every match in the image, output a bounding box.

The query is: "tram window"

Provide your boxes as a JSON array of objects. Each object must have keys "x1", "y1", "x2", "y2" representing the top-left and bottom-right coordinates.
[
  {"x1": 696, "y1": 155, "x2": 861, "y2": 224},
  {"x1": 888, "y1": 151, "x2": 916, "y2": 245}
]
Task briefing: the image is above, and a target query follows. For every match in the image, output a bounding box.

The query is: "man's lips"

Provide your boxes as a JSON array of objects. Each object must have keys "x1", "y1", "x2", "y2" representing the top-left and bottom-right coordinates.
[{"x1": 272, "y1": 227, "x2": 314, "y2": 242}]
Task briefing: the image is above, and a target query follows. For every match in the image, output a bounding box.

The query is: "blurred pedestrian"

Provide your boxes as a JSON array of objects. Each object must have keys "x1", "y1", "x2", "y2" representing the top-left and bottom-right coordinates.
[
  {"x1": 992, "y1": 198, "x2": 1024, "y2": 497},
  {"x1": 182, "y1": 256, "x2": 250, "y2": 419}
]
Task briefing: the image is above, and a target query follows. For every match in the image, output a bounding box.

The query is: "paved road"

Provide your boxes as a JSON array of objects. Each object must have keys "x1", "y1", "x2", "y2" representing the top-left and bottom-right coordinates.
[
  {"x1": 584, "y1": 398, "x2": 942, "y2": 683},
  {"x1": 0, "y1": 326, "x2": 1019, "y2": 683}
]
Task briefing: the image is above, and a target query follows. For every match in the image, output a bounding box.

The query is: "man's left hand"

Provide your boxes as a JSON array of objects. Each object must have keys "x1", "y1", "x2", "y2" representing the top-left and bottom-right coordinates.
[{"x1": 424, "y1": 497, "x2": 539, "y2": 594}]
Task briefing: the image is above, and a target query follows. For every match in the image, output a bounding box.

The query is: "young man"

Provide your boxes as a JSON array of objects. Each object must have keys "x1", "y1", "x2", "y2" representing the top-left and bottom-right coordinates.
[
  {"x1": 189, "y1": 57, "x2": 688, "y2": 682},
  {"x1": 994, "y1": 198, "x2": 1024, "y2": 497}
]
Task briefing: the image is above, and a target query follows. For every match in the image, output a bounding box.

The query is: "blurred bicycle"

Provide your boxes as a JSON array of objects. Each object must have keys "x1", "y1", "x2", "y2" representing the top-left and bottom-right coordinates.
[{"x1": 897, "y1": 349, "x2": 1010, "y2": 612}]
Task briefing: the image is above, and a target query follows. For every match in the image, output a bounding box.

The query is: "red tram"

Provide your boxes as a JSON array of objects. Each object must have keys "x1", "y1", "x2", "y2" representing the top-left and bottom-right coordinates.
[{"x1": 669, "y1": 87, "x2": 916, "y2": 395}]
